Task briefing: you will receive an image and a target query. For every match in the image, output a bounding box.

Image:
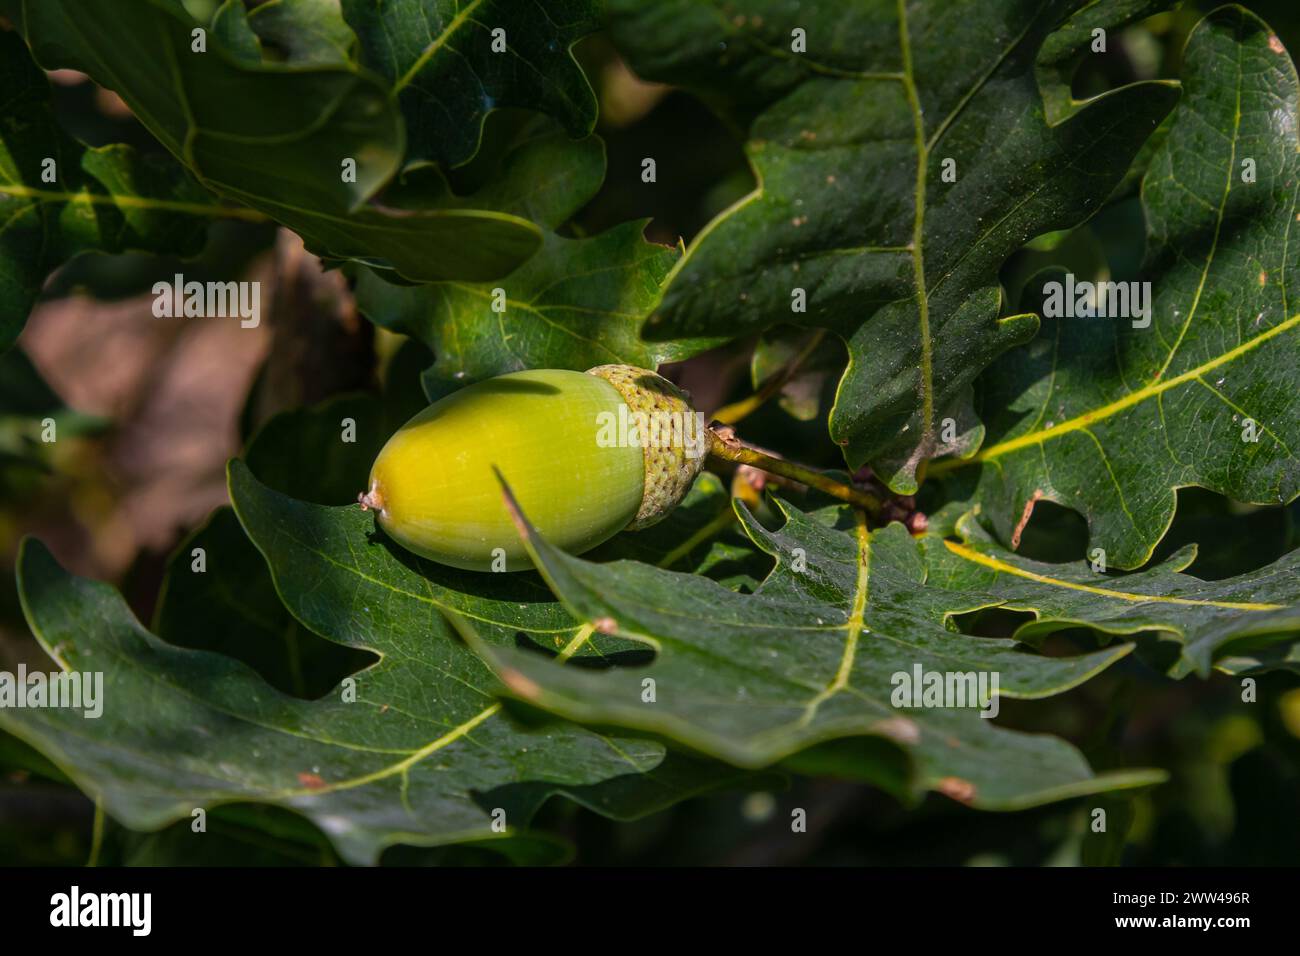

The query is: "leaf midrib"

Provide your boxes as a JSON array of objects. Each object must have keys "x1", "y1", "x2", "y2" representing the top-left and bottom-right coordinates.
[
  {"x1": 797, "y1": 510, "x2": 870, "y2": 726},
  {"x1": 898, "y1": 0, "x2": 935, "y2": 459},
  {"x1": 1151, "y1": 28, "x2": 1243, "y2": 383},
  {"x1": 0, "y1": 183, "x2": 264, "y2": 221},
  {"x1": 930, "y1": 308, "x2": 1300, "y2": 472},
  {"x1": 393, "y1": 0, "x2": 489, "y2": 93},
  {"x1": 943, "y1": 539, "x2": 1285, "y2": 610},
  {"x1": 660, "y1": 0, "x2": 1046, "y2": 377},
  {"x1": 238, "y1": 503, "x2": 608, "y2": 798}
]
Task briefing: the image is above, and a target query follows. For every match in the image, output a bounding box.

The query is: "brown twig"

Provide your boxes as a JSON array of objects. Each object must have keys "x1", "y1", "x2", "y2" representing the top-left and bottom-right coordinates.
[{"x1": 706, "y1": 422, "x2": 882, "y2": 517}]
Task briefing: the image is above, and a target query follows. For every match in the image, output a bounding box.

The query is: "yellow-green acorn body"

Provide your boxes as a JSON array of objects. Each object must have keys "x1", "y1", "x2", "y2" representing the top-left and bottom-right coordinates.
[{"x1": 362, "y1": 365, "x2": 706, "y2": 571}]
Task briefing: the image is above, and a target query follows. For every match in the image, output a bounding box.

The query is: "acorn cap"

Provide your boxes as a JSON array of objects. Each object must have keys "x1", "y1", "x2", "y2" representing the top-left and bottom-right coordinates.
[{"x1": 586, "y1": 364, "x2": 708, "y2": 530}]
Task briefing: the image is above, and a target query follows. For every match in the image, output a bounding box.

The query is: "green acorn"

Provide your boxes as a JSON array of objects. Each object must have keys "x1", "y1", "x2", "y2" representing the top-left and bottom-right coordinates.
[{"x1": 360, "y1": 365, "x2": 708, "y2": 571}]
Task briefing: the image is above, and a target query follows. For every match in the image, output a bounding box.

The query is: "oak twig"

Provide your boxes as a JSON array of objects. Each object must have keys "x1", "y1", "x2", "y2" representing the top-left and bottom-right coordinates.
[{"x1": 706, "y1": 422, "x2": 881, "y2": 517}]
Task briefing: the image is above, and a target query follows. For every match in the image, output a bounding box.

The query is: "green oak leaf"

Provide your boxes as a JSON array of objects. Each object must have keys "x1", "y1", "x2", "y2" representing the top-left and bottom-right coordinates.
[
  {"x1": 934, "y1": 7, "x2": 1300, "y2": 569},
  {"x1": 153, "y1": 379, "x2": 426, "y2": 697},
  {"x1": 208, "y1": 0, "x2": 356, "y2": 68},
  {"x1": 208, "y1": 0, "x2": 265, "y2": 63},
  {"x1": 246, "y1": 0, "x2": 358, "y2": 65},
  {"x1": 748, "y1": 326, "x2": 844, "y2": 422},
  {"x1": 1034, "y1": 0, "x2": 1175, "y2": 123},
  {"x1": 229, "y1": 458, "x2": 742, "y2": 661},
  {"x1": 356, "y1": 122, "x2": 687, "y2": 396},
  {"x1": 467, "y1": 489, "x2": 1165, "y2": 809},
  {"x1": 244, "y1": 393, "x2": 388, "y2": 506},
  {"x1": 607, "y1": 0, "x2": 1178, "y2": 493},
  {"x1": 1216, "y1": 644, "x2": 1300, "y2": 675},
  {"x1": 154, "y1": 506, "x2": 376, "y2": 699},
  {"x1": 0, "y1": 464, "x2": 754, "y2": 863},
  {"x1": 227, "y1": 461, "x2": 762, "y2": 838},
  {"x1": 9, "y1": 535, "x2": 638, "y2": 864},
  {"x1": 2, "y1": 0, "x2": 543, "y2": 284},
  {"x1": 341, "y1": 0, "x2": 601, "y2": 168},
  {"x1": 937, "y1": 514, "x2": 1300, "y2": 677},
  {"x1": 0, "y1": 30, "x2": 233, "y2": 351}
]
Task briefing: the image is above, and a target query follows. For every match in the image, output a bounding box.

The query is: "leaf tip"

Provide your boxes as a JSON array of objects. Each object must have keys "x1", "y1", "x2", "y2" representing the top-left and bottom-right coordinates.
[
  {"x1": 491, "y1": 465, "x2": 533, "y2": 543},
  {"x1": 499, "y1": 667, "x2": 542, "y2": 701},
  {"x1": 873, "y1": 716, "x2": 921, "y2": 746},
  {"x1": 936, "y1": 776, "x2": 977, "y2": 805}
]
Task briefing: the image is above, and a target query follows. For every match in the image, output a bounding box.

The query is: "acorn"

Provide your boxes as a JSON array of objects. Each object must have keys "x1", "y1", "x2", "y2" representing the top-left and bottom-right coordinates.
[{"x1": 359, "y1": 365, "x2": 708, "y2": 571}]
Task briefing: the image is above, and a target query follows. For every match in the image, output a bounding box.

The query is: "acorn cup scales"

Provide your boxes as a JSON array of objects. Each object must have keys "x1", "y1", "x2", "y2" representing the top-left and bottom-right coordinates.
[{"x1": 361, "y1": 365, "x2": 706, "y2": 571}]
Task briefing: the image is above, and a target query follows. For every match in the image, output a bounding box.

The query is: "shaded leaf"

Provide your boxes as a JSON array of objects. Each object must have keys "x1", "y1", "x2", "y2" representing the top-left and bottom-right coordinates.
[
  {"x1": 936, "y1": 7, "x2": 1300, "y2": 567},
  {"x1": 0, "y1": 347, "x2": 53, "y2": 418},
  {"x1": 209, "y1": 0, "x2": 265, "y2": 64},
  {"x1": 470, "y1": 489, "x2": 1164, "y2": 809},
  {"x1": 153, "y1": 507, "x2": 375, "y2": 699},
  {"x1": 748, "y1": 326, "x2": 844, "y2": 422},
  {"x1": 0, "y1": 348, "x2": 106, "y2": 485},
  {"x1": 1216, "y1": 643, "x2": 1300, "y2": 675},
  {"x1": 1034, "y1": 0, "x2": 1175, "y2": 123},
  {"x1": 3, "y1": 0, "x2": 543, "y2": 284},
  {"x1": 341, "y1": 0, "x2": 601, "y2": 167},
  {"x1": 589, "y1": 471, "x2": 768, "y2": 589},
  {"x1": 0, "y1": 30, "x2": 226, "y2": 350},
  {"x1": 608, "y1": 0, "x2": 1177, "y2": 492},
  {"x1": 356, "y1": 123, "x2": 684, "y2": 396},
  {"x1": 248, "y1": 0, "x2": 357, "y2": 65},
  {"x1": 5, "y1": 500, "x2": 709, "y2": 863},
  {"x1": 244, "y1": 393, "x2": 387, "y2": 506},
  {"x1": 937, "y1": 514, "x2": 1300, "y2": 677}
]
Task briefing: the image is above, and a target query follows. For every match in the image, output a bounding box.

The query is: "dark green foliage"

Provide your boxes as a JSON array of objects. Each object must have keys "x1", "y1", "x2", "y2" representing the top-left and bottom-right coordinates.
[{"x1": 1, "y1": 0, "x2": 1297, "y2": 866}]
